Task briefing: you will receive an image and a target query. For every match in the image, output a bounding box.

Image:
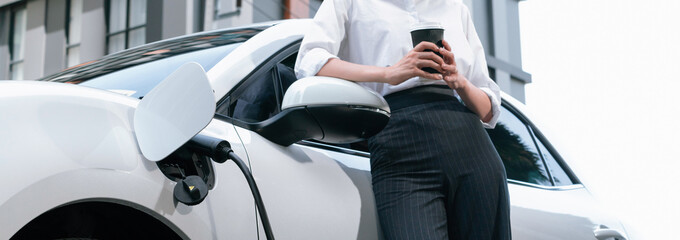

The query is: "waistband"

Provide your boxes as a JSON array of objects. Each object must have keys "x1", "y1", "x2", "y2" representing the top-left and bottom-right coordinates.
[{"x1": 383, "y1": 84, "x2": 457, "y2": 111}]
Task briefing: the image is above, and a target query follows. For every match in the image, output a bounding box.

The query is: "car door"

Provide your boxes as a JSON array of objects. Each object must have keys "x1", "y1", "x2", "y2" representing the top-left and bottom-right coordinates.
[
  {"x1": 490, "y1": 104, "x2": 627, "y2": 239},
  {"x1": 215, "y1": 44, "x2": 382, "y2": 240}
]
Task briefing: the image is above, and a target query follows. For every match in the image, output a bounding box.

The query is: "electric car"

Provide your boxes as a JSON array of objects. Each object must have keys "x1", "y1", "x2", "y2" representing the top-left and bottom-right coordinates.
[{"x1": 0, "y1": 19, "x2": 628, "y2": 239}]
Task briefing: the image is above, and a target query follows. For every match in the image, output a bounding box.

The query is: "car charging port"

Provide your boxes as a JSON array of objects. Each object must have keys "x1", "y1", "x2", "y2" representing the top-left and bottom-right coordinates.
[{"x1": 156, "y1": 147, "x2": 216, "y2": 190}]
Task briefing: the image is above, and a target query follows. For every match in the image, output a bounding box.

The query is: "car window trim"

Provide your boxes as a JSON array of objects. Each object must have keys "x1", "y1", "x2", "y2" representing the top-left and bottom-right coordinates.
[
  {"x1": 296, "y1": 140, "x2": 371, "y2": 158},
  {"x1": 524, "y1": 123, "x2": 556, "y2": 186},
  {"x1": 508, "y1": 179, "x2": 584, "y2": 191}
]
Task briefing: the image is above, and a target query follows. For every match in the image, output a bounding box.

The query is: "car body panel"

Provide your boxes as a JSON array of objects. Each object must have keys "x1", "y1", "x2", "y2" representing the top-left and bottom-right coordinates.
[
  {"x1": 233, "y1": 126, "x2": 382, "y2": 239},
  {"x1": 0, "y1": 80, "x2": 142, "y2": 203},
  {"x1": 1, "y1": 20, "x2": 628, "y2": 239},
  {"x1": 500, "y1": 94, "x2": 627, "y2": 239},
  {"x1": 0, "y1": 81, "x2": 259, "y2": 239},
  {"x1": 508, "y1": 183, "x2": 625, "y2": 239}
]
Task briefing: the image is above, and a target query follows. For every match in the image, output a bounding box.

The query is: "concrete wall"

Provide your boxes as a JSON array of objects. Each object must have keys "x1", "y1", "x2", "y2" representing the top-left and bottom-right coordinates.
[
  {"x1": 308, "y1": 0, "x2": 321, "y2": 17},
  {"x1": 23, "y1": 0, "x2": 46, "y2": 80},
  {"x1": 79, "y1": 0, "x2": 106, "y2": 64},
  {"x1": 43, "y1": 0, "x2": 66, "y2": 76},
  {"x1": 0, "y1": 9, "x2": 9, "y2": 79},
  {"x1": 147, "y1": 0, "x2": 192, "y2": 43},
  {"x1": 253, "y1": 0, "x2": 282, "y2": 22},
  {"x1": 209, "y1": 0, "x2": 253, "y2": 29},
  {"x1": 473, "y1": 0, "x2": 531, "y2": 102}
]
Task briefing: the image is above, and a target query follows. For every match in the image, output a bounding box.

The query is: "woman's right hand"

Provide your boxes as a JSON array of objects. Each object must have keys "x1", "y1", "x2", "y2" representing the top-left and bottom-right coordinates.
[{"x1": 383, "y1": 41, "x2": 445, "y2": 85}]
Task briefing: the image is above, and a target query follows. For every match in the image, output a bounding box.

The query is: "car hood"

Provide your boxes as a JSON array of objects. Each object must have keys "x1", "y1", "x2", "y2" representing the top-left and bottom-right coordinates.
[{"x1": 0, "y1": 80, "x2": 142, "y2": 170}]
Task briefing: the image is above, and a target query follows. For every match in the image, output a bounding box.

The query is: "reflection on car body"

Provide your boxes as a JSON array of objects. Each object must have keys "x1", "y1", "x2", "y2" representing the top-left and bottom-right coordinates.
[{"x1": 0, "y1": 19, "x2": 628, "y2": 240}]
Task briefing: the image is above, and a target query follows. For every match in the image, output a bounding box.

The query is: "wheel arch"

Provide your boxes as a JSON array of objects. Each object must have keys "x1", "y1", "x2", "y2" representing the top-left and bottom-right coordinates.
[
  {"x1": 10, "y1": 198, "x2": 188, "y2": 239},
  {"x1": 1, "y1": 168, "x2": 212, "y2": 239}
]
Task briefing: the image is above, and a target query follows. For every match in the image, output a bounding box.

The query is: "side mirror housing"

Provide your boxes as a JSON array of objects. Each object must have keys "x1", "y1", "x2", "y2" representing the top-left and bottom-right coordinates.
[{"x1": 256, "y1": 76, "x2": 390, "y2": 146}]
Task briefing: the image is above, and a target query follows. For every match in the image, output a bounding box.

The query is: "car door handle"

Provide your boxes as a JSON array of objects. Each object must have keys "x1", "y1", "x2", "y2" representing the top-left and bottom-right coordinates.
[{"x1": 594, "y1": 227, "x2": 626, "y2": 240}]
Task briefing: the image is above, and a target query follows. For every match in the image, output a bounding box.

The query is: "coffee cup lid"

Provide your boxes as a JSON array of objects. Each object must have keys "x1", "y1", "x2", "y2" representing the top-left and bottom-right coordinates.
[{"x1": 410, "y1": 22, "x2": 443, "y2": 31}]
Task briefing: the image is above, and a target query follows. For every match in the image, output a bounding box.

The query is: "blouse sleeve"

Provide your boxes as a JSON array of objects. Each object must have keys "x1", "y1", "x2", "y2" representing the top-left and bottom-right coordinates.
[
  {"x1": 294, "y1": 0, "x2": 350, "y2": 79},
  {"x1": 461, "y1": 5, "x2": 502, "y2": 129}
]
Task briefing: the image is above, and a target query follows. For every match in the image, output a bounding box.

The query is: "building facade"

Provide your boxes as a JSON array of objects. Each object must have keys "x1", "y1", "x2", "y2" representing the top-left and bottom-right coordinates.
[{"x1": 0, "y1": 0, "x2": 530, "y2": 101}]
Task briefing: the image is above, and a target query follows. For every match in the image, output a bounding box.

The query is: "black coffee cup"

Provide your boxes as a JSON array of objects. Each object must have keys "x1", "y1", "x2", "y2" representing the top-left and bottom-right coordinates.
[{"x1": 410, "y1": 22, "x2": 444, "y2": 74}]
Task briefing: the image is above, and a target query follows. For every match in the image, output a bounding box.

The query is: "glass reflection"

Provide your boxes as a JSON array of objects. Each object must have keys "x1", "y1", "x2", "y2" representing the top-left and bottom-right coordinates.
[{"x1": 487, "y1": 121, "x2": 551, "y2": 186}]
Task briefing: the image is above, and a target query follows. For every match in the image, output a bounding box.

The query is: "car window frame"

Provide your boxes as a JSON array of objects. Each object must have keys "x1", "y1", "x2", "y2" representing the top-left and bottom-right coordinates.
[
  {"x1": 491, "y1": 105, "x2": 553, "y2": 186},
  {"x1": 525, "y1": 125, "x2": 556, "y2": 185},
  {"x1": 297, "y1": 140, "x2": 371, "y2": 158},
  {"x1": 214, "y1": 41, "x2": 301, "y2": 128},
  {"x1": 500, "y1": 101, "x2": 581, "y2": 186}
]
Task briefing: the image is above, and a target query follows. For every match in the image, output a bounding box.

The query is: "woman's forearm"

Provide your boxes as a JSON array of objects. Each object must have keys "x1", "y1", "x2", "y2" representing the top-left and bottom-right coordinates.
[
  {"x1": 320, "y1": 54, "x2": 493, "y2": 122},
  {"x1": 317, "y1": 58, "x2": 388, "y2": 83},
  {"x1": 457, "y1": 82, "x2": 494, "y2": 123},
  {"x1": 316, "y1": 42, "x2": 445, "y2": 85},
  {"x1": 316, "y1": 46, "x2": 493, "y2": 123}
]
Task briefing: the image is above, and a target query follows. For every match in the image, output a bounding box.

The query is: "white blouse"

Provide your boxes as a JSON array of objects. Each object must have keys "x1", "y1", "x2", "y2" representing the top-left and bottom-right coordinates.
[{"x1": 294, "y1": 0, "x2": 501, "y2": 128}]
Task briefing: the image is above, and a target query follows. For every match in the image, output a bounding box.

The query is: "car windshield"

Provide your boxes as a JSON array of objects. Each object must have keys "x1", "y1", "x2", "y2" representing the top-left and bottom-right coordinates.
[{"x1": 38, "y1": 27, "x2": 266, "y2": 99}]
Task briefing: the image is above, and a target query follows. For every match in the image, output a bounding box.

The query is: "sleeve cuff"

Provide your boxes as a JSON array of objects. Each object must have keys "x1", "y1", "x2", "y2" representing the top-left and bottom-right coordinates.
[
  {"x1": 295, "y1": 48, "x2": 339, "y2": 79},
  {"x1": 479, "y1": 87, "x2": 501, "y2": 129}
]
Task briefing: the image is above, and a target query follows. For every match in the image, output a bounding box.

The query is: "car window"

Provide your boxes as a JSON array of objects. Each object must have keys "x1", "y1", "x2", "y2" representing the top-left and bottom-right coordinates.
[
  {"x1": 227, "y1": 68, "x2": 280, "y2": 122},
  {"x1": 79, "y1": 44, "x2": 240, "y2": 99},
  {"x1": 39, "y1": 27, "x2": 265, "y2": 98},
  {"x1": 277, "y1": 54, "x2": 298, "y2": 103},
  {"x1": 531, "y1": 129, "x2": 574, "y2": 186},
  {"x1": 220, "y1": 46, "x2": 299, "y2": 123},
  {"x1": 486, "y1": 107, "x2": 552, "y2": 186}
]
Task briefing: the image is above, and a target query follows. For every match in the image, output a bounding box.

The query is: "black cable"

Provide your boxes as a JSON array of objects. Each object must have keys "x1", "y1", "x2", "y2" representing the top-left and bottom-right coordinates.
[{"x1": 227, "y1": 150, "x2": 275, "y2": 240}]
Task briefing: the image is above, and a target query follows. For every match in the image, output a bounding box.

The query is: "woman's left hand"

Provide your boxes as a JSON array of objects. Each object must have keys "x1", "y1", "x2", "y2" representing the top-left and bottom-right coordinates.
[{"x1": 439, "y1": 40, "x2": 469, "y2": 92}]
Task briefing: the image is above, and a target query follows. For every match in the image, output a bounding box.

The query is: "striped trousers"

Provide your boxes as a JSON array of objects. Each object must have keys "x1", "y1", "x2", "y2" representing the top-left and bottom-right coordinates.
[{"x1": 368, "y1": 85, "x2": 511, "y2": 240}]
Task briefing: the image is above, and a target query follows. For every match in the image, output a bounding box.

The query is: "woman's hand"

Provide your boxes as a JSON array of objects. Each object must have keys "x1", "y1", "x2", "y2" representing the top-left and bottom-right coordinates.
[
  {"x1": 383, "y1": 42, "x2": 445, "y2": 85},
  {"x1": 438, "y1": 39, "x2": 494, "y2": 122},
  {"x1": 439, "y1": 40, "x2": 470, "y2": 92}
]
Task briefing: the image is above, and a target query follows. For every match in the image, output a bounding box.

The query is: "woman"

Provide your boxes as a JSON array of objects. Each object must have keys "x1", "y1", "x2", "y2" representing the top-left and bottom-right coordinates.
[{"x1": 295, "y1": 0, "x2": 510, "y2": 239}]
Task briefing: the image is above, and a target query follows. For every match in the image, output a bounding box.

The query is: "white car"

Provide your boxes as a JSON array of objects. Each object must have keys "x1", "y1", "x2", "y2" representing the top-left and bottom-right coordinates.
[{"x1": 1, "y1": 19, "x2": 628, "y2": 240}]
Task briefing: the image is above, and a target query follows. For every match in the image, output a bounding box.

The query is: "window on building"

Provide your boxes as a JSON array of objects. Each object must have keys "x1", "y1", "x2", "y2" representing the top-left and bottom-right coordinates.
[
  {"x1": 107, "y1": 0, "x2": 146, "y2": 54},
  {"x1": 193, "y1": 0, "x2": 205, "y2": 32},
  {"x1": 9, "y1": 5, "x2": 26, "y2": 80},
  {"x1": 67, "y1": 0, "x2": 83, "y2": 67},
  {"x1": 214, "y1": 0, "x2": 241, "y2": 21}
]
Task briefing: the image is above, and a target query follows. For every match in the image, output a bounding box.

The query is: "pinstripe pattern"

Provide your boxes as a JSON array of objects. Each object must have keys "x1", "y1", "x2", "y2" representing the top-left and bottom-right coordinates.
[{"x1": 368, "y1": 86, "x2": 511, "y2": 240}]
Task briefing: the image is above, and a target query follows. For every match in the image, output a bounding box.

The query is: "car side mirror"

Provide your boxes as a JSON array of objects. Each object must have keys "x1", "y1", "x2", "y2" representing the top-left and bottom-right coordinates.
[
  {"x1": 134, "y1": 62, "x2": 216, "y2": 161},
  {"x1": 255, "y1": 76, "x2": 390, "y2": 146}
]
